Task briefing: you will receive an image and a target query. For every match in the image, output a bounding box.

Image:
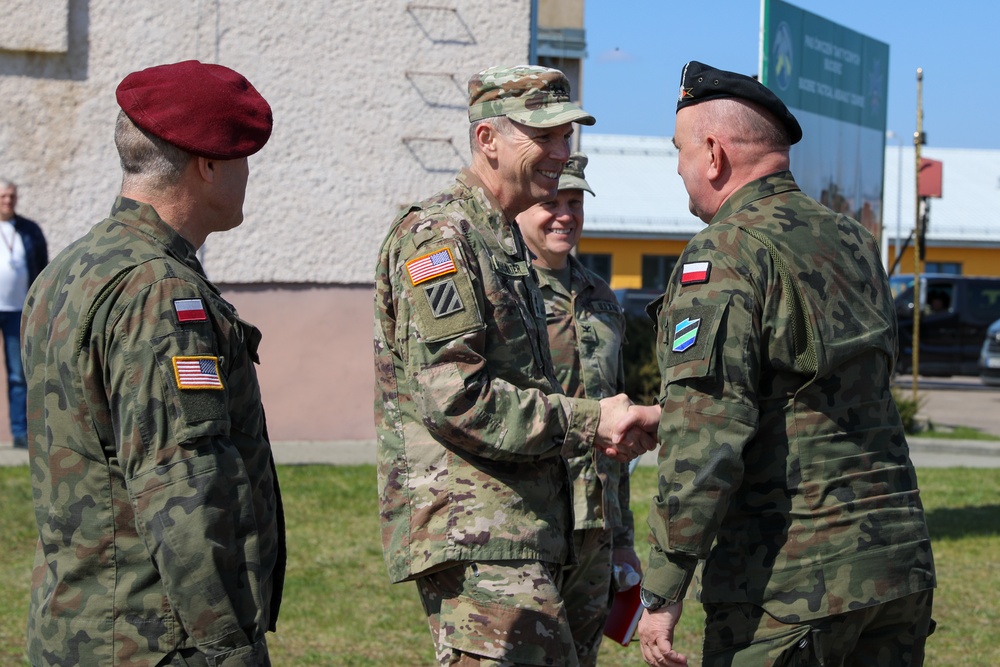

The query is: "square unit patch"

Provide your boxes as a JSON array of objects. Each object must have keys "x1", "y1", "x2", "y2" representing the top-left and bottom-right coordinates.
[
  {"x1": 424, "y1": 279, "x2": 464, "y2": 318},
  {"x1": 173, "y1": 356, "x2": 224, "y2": 390}
]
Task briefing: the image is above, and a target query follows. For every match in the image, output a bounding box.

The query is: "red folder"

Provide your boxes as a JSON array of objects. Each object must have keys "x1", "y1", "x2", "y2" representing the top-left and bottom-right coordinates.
[{"x1": 602, "y1": 584, "x2": 643, "y2": 646}]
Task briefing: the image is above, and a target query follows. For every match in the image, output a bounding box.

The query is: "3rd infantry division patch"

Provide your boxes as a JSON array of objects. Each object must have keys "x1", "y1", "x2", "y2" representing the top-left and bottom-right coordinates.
[{"x1": 424, "y1": 279, "x2": 464, "y2": 318}]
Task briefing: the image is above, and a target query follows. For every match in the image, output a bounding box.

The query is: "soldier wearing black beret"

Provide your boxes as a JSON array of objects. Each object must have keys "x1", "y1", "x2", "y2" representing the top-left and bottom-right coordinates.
[
  {"x1": 622, "y1": 62, "x2": 937, "y2": 666},
  {"x1": 24, "y1": 61, "x2": 286, "y2": 666}
]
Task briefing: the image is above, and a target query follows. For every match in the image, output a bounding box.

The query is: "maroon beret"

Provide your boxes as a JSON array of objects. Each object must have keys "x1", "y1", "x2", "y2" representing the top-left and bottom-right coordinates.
[{"x1": 116, "y1": 60, "x2": 272, "y2": 159}]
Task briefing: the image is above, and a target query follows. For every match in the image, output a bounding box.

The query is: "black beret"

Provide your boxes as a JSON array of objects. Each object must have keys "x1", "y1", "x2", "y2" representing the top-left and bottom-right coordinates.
[
  {"x1": 116, "y1": 60, "x2": 273, "y2": 160},
  {"x1": 677, "y1": 61, "x2": 802, "y2": 145}
]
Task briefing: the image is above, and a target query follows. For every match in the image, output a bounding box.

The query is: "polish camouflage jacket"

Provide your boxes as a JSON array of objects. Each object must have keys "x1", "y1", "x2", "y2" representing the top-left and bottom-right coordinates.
[
  {"x1": 374, "y1": 169, "x2": 602, "y2": 584},
  {"x1": 643, "y1": 172, "x2": 936, "y2": 622},
  {"x1": 23, "y1": 198, "x2": 285, "y2": 666},
  {"x1": 534, "y1": 257, "x2": 634, "y2": 549}
]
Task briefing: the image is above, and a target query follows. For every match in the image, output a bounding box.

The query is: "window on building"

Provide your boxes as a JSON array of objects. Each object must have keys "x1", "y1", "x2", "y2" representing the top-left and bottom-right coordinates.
[
  {"x1": 924, "y1": 262, "x2": 961, "y2": 275},
  {"x1": 642, "y1": 255, "x2": 680, "y2": 291},
  {"x1": 578, "y1": 253, "x2": 612, "y2": 282}
]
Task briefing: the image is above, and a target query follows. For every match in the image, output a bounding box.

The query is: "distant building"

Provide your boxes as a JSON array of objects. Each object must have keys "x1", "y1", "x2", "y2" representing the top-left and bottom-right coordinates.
[{"x1": 579, "y1": 133, "x2": 1000, "y2": 290}]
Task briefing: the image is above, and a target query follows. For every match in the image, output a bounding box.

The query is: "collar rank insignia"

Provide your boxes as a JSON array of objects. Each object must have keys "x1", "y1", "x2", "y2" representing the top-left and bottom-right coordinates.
[
  {"x1": 672, "y1": 317, "x2": 701, "y2": 353},
  {"x1": 406, "y1": 248, "x2": 457, "y2": 285},
  {"x1": 680, "y1": 261, "x2": 711, "y2": 285},
  {"x1": 173, "y1": 356, "x2": 224, "y2": 390},
  {"x1": 174, "y1": 298, "x2": 208, "y2": 323}
]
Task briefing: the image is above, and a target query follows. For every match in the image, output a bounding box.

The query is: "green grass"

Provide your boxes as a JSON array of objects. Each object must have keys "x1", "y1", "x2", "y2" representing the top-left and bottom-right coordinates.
[
  {"x1": 2, "y1": 465, "x2": 997, "y2": 666},
  {"x1": 918, "y1": 425, "x2": 1000, "y2": 441}
]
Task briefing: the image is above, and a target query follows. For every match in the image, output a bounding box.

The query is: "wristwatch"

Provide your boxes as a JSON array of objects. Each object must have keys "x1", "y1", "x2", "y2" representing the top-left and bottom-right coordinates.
[{"x1": 639, "y1": 587, "x2": 669, "y2": 611}]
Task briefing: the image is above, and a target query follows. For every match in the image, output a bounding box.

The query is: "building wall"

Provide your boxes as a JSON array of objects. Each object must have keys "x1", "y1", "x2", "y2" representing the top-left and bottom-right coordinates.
[
  {"x1": 537, "y1": 0, "x2": 584, "y2": 28},
  {"x1": 887, "y1": 245, "x2": 1000, "y2": 278},
  {"x1": 1, "y1": 0, "x2": 535, "y2": 443},
  {"x1": 578, "y1": 237, "x2": 689, "y2": 289},
  {"x1": 1, "y1": 0, "x2": 531, "y2": 284}
]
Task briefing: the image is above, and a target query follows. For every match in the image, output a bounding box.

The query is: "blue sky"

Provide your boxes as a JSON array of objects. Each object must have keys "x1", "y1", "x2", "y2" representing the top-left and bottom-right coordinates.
[{"x1": 583, "y1": 0, "x2": 1000, "y2": 150}]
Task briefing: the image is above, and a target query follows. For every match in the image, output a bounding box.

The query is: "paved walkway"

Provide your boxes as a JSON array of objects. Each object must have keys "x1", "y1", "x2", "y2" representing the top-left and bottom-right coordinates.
[
  {"x1": 1, "y1": 435, "x2": 998, "y2": 468},
  {"x1": 3, "y1": 376, "x2": 997, "y2": 468}
]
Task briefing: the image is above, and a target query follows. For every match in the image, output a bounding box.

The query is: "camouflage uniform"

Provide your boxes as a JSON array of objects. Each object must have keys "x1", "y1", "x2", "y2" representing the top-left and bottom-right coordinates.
[
  {"x1": 374, "y1": 169, "x2": 602, "y2": 665},
  {"x1": 534, "y1": 257, "x2": 634, "y2": 666},
  {"x1": 644, "y1": 172, "x2": 936, "y2": 662},
  {"x1": 23, "y1": 198, "x2": 285, "y2": 667}
]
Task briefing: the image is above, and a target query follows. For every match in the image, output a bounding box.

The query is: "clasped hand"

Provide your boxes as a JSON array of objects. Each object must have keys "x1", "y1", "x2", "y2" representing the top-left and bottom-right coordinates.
[{"x1": 595, "y1": 395, "x2": 661, "y2": 462}]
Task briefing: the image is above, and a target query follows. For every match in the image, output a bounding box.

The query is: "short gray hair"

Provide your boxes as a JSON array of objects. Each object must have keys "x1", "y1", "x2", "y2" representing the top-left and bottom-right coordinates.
[
  {"x1": 114, "y1": 110, "x2": 192, "y2": 187},
  {"x1": 469, "y1": 115, "x2": 515, "y2": 154},
  {"x1": 0, "y1": 178, "x2": 15, "y2": 191},
  {"x1": 698, "y1": 98, "x2": 790, "y2": 151}
]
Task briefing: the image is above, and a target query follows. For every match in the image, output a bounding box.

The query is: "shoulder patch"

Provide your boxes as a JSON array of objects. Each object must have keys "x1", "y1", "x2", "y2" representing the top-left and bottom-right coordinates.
[
  {"x1": 406, "y1": 248, "x2": 457, "y2": 285},
  {"x1": 424, "y1": 279, "x2": 464, "y2": 318},
  {"x1": 672, "y1": 317, "x2": 702, "y2": 352},
  {"x1": 680, "y1": 261, "x2": 711, "y2": 285},
  {"x1": 173, "y1": 298, "x2": 208, "y2": 323},
  {"x1": 408, "y1": 243, "x2": 484, "y2": 343},
  {"x1": 173, "y1": 356, "x2": 224, "y2": 390},
  {"x1": 664, "y1": 304, "x2": 721, "y2": 371}
]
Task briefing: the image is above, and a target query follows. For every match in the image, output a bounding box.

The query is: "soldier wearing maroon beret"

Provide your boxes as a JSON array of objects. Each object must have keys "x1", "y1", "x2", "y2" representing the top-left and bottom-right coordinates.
[{"x1": 24, "y1": 60, "x2": 286, "y2": 666}]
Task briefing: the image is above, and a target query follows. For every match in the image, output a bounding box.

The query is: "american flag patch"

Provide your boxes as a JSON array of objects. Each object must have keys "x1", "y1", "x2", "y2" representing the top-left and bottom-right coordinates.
[
  {"x1": 174, "y1": 298, "x2": 208, "y2": 323},
  {"x1": 172, "y1": 356, "x2": 224, "y2": 390},
  {"x1": 406, "y1": 248, "x2": 457, "y2": 285},
  {"x1": 680, "y1": 261, "x2": 711, "y2": 285}
]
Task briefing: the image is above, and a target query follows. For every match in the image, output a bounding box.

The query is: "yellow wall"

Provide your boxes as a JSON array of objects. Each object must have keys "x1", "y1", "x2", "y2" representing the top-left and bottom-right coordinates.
[
  {"x1": 886, "y1": 245, "x2": 1000, "y2": 277},
  {"x1": 578, "y1": 237, "x2": 690, "y2": 289},
  {"x1": 583, "y1": 238, "x2": 1000, "y2": 290}
]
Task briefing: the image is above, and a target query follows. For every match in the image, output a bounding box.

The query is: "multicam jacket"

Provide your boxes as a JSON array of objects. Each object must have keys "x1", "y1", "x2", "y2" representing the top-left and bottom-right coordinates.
[
  {"x1": 644, "y1": 172, "x2": 936, "y2": 622},
  {"x1": 374, "y1": 169, "x2": 602, "y2": 583},
  {"x1": 534, "y1": 258, "x2": 634, "y2": 549},
  {"x1": 23, "y1": 198, "x2": 285, "y2": 666}
]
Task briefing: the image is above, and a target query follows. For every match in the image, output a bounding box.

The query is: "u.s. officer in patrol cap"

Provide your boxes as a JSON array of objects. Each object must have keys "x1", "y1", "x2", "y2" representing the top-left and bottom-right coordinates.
[
  {"x1": 374, "y1": 65, "x2": 656, "y2": 666},
  {"x1": 621, "y1": 61, "x2": 937, "y2": 667},
  {"x1": 24, "y1": 60, "x2": 286, "y2": 666}
]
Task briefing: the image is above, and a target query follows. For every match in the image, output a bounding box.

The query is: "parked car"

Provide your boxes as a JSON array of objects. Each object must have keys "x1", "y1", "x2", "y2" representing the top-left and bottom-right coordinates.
[
  {"x1": 612, "y1": 288, "x2": 664, "y2": 322},
  {"x1": 892, "y1": 274, "x2": 1000, "y2": 376},
  {"x1": 978, "y1": 318, "x2": 1000, "y2": 386}
]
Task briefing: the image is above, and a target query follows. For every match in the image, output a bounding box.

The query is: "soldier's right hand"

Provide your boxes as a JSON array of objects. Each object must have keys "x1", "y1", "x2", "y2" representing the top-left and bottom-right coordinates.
[{"x1": 597, "y1": 396, "x2": 657, "y2": 461}]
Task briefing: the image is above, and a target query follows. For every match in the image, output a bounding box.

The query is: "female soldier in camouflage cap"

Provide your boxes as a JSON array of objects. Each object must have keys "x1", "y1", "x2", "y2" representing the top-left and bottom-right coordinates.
[{"x1": 517, "y1": 152, "x2": 640, "y2": 665}]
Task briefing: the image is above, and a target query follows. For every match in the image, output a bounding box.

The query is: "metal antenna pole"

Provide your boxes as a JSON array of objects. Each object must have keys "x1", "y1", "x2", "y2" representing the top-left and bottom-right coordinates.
[{"x1": 911, "y1": 68, "x2": 924, "y2": 403}]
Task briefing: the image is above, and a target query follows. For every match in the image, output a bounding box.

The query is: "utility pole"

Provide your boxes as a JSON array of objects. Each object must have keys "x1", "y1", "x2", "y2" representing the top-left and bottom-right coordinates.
[{"x1": 911, "y1": 68, "x2": 925, "y2": 403}]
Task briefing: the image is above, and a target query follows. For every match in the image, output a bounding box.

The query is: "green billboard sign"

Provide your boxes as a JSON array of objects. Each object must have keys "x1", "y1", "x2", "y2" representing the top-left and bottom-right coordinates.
[{"x1": 761, "y1": 0, "x2": 890, "y2": 242}]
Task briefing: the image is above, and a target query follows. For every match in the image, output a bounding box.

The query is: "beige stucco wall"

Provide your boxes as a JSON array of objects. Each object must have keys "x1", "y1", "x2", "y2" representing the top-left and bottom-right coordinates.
[
  {"x1": 0, "y1": 0, "x2": 534, "y2": 442},
  {"x1": 1, "y1": 0, "x2": 531, "y2": 283},
  {"x1": 537, "y1": 0, "x2": 584, "y2": 29}
]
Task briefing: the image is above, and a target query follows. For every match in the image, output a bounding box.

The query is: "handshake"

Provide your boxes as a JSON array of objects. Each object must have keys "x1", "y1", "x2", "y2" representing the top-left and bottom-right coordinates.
[{"x1": 595, "y1": 394, "x2": 661, "y2": 463}]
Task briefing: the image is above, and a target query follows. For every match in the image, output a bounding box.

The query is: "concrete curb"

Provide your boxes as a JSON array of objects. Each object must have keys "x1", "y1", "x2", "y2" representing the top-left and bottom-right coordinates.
[{"x1": 1, "y1": 437, "x2": 998, "y2": 468}]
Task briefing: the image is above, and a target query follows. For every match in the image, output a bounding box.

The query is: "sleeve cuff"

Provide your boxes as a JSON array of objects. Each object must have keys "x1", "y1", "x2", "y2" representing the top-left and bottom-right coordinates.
[
  {"x1": 642, "y1": 545, "x2": 698, "y2": 604},
  {"x1": 559, "y1": 397, "x2": 600, "y2": 459}
]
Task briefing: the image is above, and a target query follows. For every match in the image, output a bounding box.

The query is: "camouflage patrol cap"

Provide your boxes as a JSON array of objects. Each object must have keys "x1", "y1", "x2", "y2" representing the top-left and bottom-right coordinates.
[
  {"x1": 677, "y1": 60, "x2": 802, "y2": 145},
  {"x1": 558, "y1": 152, "x2": 594, "y2": 195},
  {"x1": 468, "y1": 65, "x2": 596, "y2": 128}
]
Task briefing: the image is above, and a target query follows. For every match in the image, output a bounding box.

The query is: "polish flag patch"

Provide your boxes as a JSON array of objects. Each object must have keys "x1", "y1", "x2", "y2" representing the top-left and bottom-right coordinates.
[
  {"x1": 174, "y1": 298, "x2": 208, "y2": 323},
  {"x1": 680, "y1": 261, "x2": 711, "y2": 285}
]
